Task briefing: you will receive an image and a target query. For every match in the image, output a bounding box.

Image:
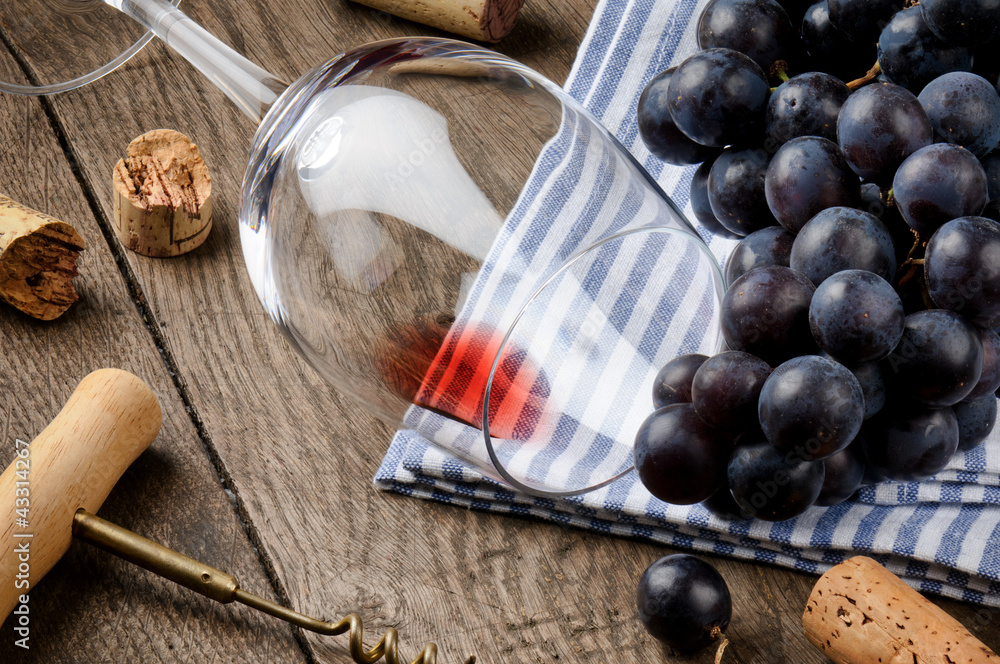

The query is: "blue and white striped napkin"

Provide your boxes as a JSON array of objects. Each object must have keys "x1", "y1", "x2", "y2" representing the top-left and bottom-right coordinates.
[{"x1": 375, "y1": 0, "x2": 1000, "y2": 605}]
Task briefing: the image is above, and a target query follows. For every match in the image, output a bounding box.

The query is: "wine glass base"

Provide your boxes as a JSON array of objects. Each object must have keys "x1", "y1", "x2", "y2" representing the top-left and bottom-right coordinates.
[{"x1": 0, "y1": 0, "x2": 177, "y2": 96}]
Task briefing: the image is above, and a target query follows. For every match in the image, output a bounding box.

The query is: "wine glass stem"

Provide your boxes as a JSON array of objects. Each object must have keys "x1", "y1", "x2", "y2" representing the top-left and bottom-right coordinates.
[{"x1": 104, "y1": 0, "x2": 288, "y2": 122}]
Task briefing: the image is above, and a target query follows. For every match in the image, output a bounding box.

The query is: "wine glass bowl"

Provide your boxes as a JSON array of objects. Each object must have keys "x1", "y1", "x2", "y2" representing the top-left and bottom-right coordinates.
[{"x1": 239, "y1": 38, "x2": 726, "y2": 496}]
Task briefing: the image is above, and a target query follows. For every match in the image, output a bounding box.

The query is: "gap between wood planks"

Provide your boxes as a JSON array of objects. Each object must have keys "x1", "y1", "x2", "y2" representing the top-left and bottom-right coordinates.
[{"x1": 0, "y1": 27, "x2": 321, "y2": 664}]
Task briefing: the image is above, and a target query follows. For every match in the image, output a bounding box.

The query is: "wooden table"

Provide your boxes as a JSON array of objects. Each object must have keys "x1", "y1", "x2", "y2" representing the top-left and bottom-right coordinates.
[{"x1": 0, "y1": 1, "x2": 997, "y2": 663}]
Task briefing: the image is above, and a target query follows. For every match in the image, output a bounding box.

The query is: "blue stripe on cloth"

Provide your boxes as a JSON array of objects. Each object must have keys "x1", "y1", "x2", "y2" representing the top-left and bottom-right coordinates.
[{"x1": 375, "y1": 0, "x2": 1000, "y2": 607}]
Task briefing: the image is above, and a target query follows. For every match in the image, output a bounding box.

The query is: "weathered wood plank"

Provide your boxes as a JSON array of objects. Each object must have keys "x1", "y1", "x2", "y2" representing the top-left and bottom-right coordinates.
[
  {"x1": 4, "y1": 1, "x2": 999, "y2": 663},
  {"x1": 0, "y1": 64, "x2": 305, "y2": 664}
]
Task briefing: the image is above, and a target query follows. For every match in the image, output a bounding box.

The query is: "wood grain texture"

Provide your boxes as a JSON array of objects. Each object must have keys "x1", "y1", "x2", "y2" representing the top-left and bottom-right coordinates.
[
  {"x1": 0, "y1": 1, "x2": 998, "y2": 663},
  {"x1": 0, "y1": 80, "x2": 304, "y2": 663}
]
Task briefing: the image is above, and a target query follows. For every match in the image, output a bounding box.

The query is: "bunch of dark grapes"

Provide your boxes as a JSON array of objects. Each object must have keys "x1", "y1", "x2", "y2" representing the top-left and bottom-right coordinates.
[{"x1": 633, "y1": 0, "x2": 1000, "y2": 524}]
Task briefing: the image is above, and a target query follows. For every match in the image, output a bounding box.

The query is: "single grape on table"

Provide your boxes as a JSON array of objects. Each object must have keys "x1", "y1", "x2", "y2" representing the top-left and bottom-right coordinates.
[{"x1": 636, "y1": 554, "x2": 731, "y2": 654}]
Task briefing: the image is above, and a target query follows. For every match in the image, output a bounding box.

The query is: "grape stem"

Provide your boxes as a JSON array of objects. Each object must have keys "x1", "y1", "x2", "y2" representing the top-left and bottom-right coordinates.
[
  {"x1": 899, "y1": 227, "x2": 924, "y2": 271},
  {"x1": 846, "y1": 61, "x2": 882, "y2": 91},
  {"x1": 714, "y1": 637, "x2": 729, "y2": 664},
  {"x1": 769, "y1": 60, "x2": 791, "y2": 84}
]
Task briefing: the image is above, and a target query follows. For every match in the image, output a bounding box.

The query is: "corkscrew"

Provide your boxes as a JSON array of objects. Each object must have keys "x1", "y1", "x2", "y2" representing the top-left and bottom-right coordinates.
[{"x1": 0, "y1": 369, "x2": 475, "y2": 664}]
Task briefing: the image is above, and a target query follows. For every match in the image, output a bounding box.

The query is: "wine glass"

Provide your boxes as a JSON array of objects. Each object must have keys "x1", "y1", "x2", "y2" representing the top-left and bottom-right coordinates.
[
  {"x1": 56, "y1": 0, "x2": 728, "y2": 496},
  {"x1": 0, "y1": 0, "x2": 177, "y2": 95}
]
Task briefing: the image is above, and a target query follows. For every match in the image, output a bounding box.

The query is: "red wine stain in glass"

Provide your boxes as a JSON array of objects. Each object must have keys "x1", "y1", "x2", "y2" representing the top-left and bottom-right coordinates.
[{"x1": 379, "y1": 316, "x2": 549, "y2": 439}]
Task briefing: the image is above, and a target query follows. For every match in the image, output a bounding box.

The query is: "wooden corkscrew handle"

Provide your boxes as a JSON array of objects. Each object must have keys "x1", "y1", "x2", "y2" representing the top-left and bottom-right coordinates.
[{"x1": 0, "y1": 369, "x2": 161, "y2": 622}]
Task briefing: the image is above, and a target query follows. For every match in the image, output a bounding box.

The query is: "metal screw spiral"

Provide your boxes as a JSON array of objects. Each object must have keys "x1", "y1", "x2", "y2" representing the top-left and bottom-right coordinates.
[
  {"x1": 234, "y1": 589, "x2": 477, "y2": 664},
  {"x1": 324, "y1": 613, "x2": 475, "y2": 664}
]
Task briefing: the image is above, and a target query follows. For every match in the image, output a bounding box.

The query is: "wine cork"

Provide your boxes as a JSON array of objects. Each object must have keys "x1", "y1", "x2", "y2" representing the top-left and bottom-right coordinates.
[
  {"x1": 0, "y1": 194, "x2": 85, "y2": 320},
  {"x1": 112, "y1": 129, "x2": 212, "y2": 257},
  {"x1": 802, "y1": 556, "x2": 997, "y2": 664},
  {"x1": 350, "y1": 0, "x2": 525, "y2": 42}
]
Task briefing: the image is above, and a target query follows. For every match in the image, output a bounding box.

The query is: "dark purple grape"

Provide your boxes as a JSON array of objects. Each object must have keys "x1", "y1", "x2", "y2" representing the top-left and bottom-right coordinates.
[
  {"x1": 827, "y1": 0, "x2": 898, "y2": 44},
  {"x1": 815, "y1": 441, "x2": 865, "y2": 506},
  {"x1": 697, "y1": 0, "x2": 796, "y2": 72},
  {"x1": 809, "y1": 270, "x2": 904, "y2": 364},
  {"x1": 893, "y1": 144, "x2": 989, "y2": 237},
  {"x1": 967, "y1": 329, "x2": 1000, "y2": 400},
  {"x1": 918, "y1": 73, "x2": 1000, "y2": 158},
  {"x1": 692, "y1": 351, "x2": 772, "y2": 430},
  {"x1": 764, "y1": 136, "x2": 860, "y2": 233},
  {"x1": 721, "y1": 266, "x2": 817, "y2": 364},
  {"x1": 852, "y1": 361, "x2": 887, "y2": 420},
  {"x1": 800, "y1": 2, "x2": 875, "y2": 82},
  {"x1": 636, "y1": 554, "x2": 731, "y2": 653},
  {"x1": 638, "y1": 69, "x2": 723, "y2": 165},
  {"x1": 667, "y1": 48, "x2": 770, "y2": 147},
  {"x1": 691, "y1": 158, "x2": 742, "y2": 239},
  {"x1": 920, "y1": 0, "x2": 1000, "y2": 47},
  {"x1": 758, "y1": 355, "x2": 865, "y2": 460},
  {"x1": 861, "y1": 460, "x2": 886, "y2": 485},
  {"x1": 877, "y1": 7, "x2": 974, "y2": 93},
  {"x1": 789, "y1": 207, "x2": 896, "y2": 285},
  {"x1": 724, "y1": 226, "x2": 795, "y2": 285},
  {"x1": 652, "y1": 353, "x2": 710, "y2": 408},
  {"x1": 780, "y1": 0, "x2": 814, "y2": 25},
  {"x1": 983, "y1": 152, "x2": 1000, "y2": 222},
  {"x1": 837, "y1": 82, "x2": 933, "y2": 182},
  {"x1": 954, "y1": 395, "x2": 998, "y2": 452},
  {"x1": 708, "y1": 148, "x2": 778, "y2": 236},
  {"x1": 728, "y1": 440, "x2": 825, "y2": 521},
  {"x1": 701, "y1": 484, "x2": 754, "y2": 520},
  {"x1": 925, "y1": 216, "x2": 1000, "y2": 328},
  {"x1": 819, "y1": 350, "x2": 889, "y2": 420},
  {"x1": 634, "y1": 404, "x2": 732, "y2": 505},
  {"x1": 862, "y1": 402, "x2": 959, "y2": 480},
  {"x1": 859, "y1": 182, "x2": 891, "y2": 218},
  {"x1": 765, "y1": 72, "x2": 850, "y2": 148},
  {"x1": 884, "y1": 310, "x2": 984, "y2": 407}
]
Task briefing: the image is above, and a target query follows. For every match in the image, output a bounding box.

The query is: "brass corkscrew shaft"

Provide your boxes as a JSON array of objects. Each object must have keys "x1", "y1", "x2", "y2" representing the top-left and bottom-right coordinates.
[{"x1": 72, "y1": 510, "x2": 475, "y2": 664}]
